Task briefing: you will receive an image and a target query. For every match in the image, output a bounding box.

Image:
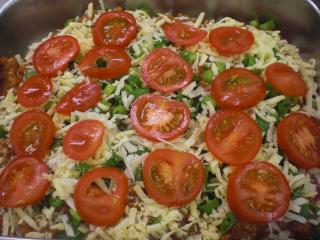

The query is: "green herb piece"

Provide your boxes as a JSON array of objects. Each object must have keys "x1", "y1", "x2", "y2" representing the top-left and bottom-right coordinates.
[
  {"x1": 180, "y1": 50, "x2": 196, "y2": 64},
  {"x1": 135, "y1": 148, "x2": 148, "y2": 155},
  {"x1": 216, "y1": 62, "x2": 226, "y2": 73},
  {"x1": 132, "y1": 88, "x2": 150, "y2": 98},
  {"x1": 49, "y1": 197, "x2": 64, "y2": 208},
  {"x1": 259, "y1": 19, "x2": 276, "y2": 31},
  {"x1": 148, "y1": 216, "x2": 162, "y2": 225},
  {"x1": 76, "y1": 162, "x2": 92, "y2": 176},
  {"x1": 75, "y1": 54, "x2": 83, "y2": 63},
  {"x1": 292, "y1": 185, "x2": 304, "y2": 199},
  {"x1": 154, "y1": 37, "x2": 170, "y2": 48},
  {"x1": 0, "y1": 126, "x2": 6, "y2": 138},
  {"x1": 128, "y1": 75, "x2": 142, "y2": 87},
  {"x1": 256, "y1": 116, "x2": 269, "y2": 133},
  {"x1": 111, "y1": 105, "x2": 128, "y2": 114},
  {"x1": 313, "y1": 100, "x2": 318, "y2": 110},
  {"x1": 219, "y1": 212, "x2": 237, "y2": 234},
  {"x1": 69, "y1": 209, "x2": 82, "y2": 227},
  {"x1": 24, "y1": 68, "x2": 37, "y2": 80},
  {"x1": 176, "y1": 92, "x2": 184, "y2": 101},
  {"x1": 64, "y1": 19, "x2": 73, "y2": 28},
  {"x1": 43, "y1": 101, "x2": 53, "y2": 111},
  {"x1": 198, "y1": 199, "x2": 221, "y2": 215},
  {"x1": 272, "y1": 48, "x2": 281, "y2": 60},
  {"x1": 252, "y1": 68, "x2": 263, "y2": 75},
  {"x1": 249, "y1": 19, "x2": 259, "y2": 28},
  {"x1": 299, "y1": 204, "x2": 311, "y2": 219},
  {"x1": 243, "y1": 54, "x2": 256, "y2": 67},
  {"x1": 201, "y1": 69, "x2": 214, "y2": 84},
  {"x1": 104, "y1": 152, "x2": 125, "y2": 169},
  {"x1": 130, "y1": 46, "x2": 145, "y2": 58},
  {"x1": 96, "y1": 58, "x2": 107, "y2": 68},
  {"x1": 104, "y1": 84, "x2": 116, "y2": 96},
  {"x1": 276, "y1": 97, "x2": 296, "y2": 117},
  {"x1": 202, "y1": 95, "x2": 216, "y2": 108},
  {"x1": 116, "y1": 119, "x2": 127, "y2": 131},
  {"x1": 266, "y1": 83, "x2": 279, "y2": 99},
  {"x1": 52, "y1": 138, "x2": 62, "y2": 149},
  {"x1": 134, "y1": 165, "x2": 142, "y2": 181}
]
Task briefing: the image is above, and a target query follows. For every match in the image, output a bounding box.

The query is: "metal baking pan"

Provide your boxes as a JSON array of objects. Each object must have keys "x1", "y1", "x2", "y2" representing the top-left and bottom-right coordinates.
[{"x1": 0, "y1": 0, "x2": 320, "y2": 239}]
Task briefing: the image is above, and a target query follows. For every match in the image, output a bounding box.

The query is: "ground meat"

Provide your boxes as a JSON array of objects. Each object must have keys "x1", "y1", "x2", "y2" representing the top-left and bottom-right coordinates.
[
  {"x1": 223, "y1": 222, "x2": 268, "y2": 240},
  {"x1": 0, "y1": 138, "x2": 12, "y2": 166},
  {"x1": 15, "y1": 222, "x2": 34, "y2": 237},
  {"x1": 0, "y1": 57, "x2": 24, "y2": 96}
]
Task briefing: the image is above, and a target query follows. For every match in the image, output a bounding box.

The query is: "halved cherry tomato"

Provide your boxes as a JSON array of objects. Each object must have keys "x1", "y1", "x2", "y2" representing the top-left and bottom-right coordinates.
[
  {"x1": 142, "y1": 149, "x2": 204, "y2": 206},
  {"x1": 141, "y1": 48, "x2": 193, "y2": 92},
  {"x1": 55, "y1": 81, "x2": 101, "y2": 115},
  {"x1": 277, "y1": 112, "x2": 320, "y2": 169},
  {"x1": 79, "y1": 46, "x2": 131, "y2": 79},
  {"x1": 265, "y1": 63, "x2": 307, "y2": 97},
  {"x1": 10, "y1": 109, "x2": 55, "y2": 158},
  {"x1": 211, "y1": 68, "x2": 266, "y2": 109},
  {"x1": 205, "y1": 110, "x2": 262, "y2": 165},
  {"x1": 227, "y1": 161, "x2": 291, "y2": 224},
  {"x1": 209, "y1": 26, "x2": 254, "y2": 55},
  {"x1": 63, "y1": 120, "x2": 105, "y2": 161},
  {"x1": 33, "y1": 35, "x2": 80, "y2": 76},
  {"x1": 0, "y1": 156, "x2": 50, "y2": 208},
  {"x1": 74, "y1": 167, "x2": 128, "y2": 226},
  {"x1": 163, "y1": 22, "x2": 207, "y2": 47},
  {"x1": 17, "y1": 75, "x2": 52, "y2": 108},
  {"x1": 93, "y1": 11, "x2": 137, "y2": 48},
  {"x1": 130, "y1": 94, "x2": 190, "y2": 141}
]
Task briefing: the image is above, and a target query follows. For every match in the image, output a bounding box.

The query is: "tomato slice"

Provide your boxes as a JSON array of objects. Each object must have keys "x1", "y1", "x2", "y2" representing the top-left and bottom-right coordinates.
[
  {"x1": 142, "y1": 149, "x2": 204, "y2": 206},
  {"x1": 211, "y1": 68, "x2": 266, "y2": 109},
  {"x1": 55, "y1": 81, "x2": 101, "y2": 115},
  {"x1": 33, "y1": 35, "x2": 80, "y2": 76},
  {"x1": 141, "y1": 48, "x2": 193, "y2": 92},
  {"x1": 74, "y1": 167, "x2": 128, "y2": 226},
  {"x1": 227, "y1": 161, "x2": 291, "y2": 224},
  {"x1": 265, "y1": 63, "x2": 307, "y2": 97},
  {"x1": 163, "y1": 22, "x2": 207, "y2": 47},
  {"x1": 277, "y1": 112, "x2": 320, "y2": 169},
  {"x1": 79, "y1": 46, "x2": 131, "y2": 79},
  {"x1": 205, "y1": 110, "x2": 262, "y2": 165},
  {"x1": 0, "y1": 156, "x2": 50, "y2": 208},
  {"x1": 10, "y1": 109, "x2": 55, "y2": 158},
  {"x1": 209, "y1": 26, "x2": 254, "y2": 55},
  {"x1": 63, "y1": 120, "x2": 105, "y2": 161},
  {"x1": 93, "y1": 11, "x2": 137, "y2": 48},
  {"x1": 130, "y1": 94, "x2": 190, "y2": 141},
  {"x1": 17, "y1": 75, "x2": 52, "y2": 108}
]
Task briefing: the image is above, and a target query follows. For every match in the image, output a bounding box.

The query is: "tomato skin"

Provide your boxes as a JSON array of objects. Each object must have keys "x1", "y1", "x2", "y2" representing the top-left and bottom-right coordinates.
[
  {"x1": 93, "y1": 11, "x2": 137, "y2": 48},
  {"x1": 55, "y1": 81, "x2": 101, "y2": 115},
  {"x1": 205, "y1": 109, "x2": 262, "y2": 165},
  {"x1": 17, "y1": 75, "x2": 52, "y2": 108},
  {"x1": 63, "y1": 120, "x2": 105, "y2": 161},
  {"x1": 163, "y1": 22, "x2": 207, "y2": 47},
  {"x1": 0, "y1": 156, "x2": 50, "y2": 208},
  {"x1": 209, "y1": 26, "x2": 254, "y2": 55},
  {"x1": 10, "y1": 109, "x2": 55, "y2": 158},
  {"x1": 265, "y1": 63, "x2": 307, "y2": 97},
  {"x1": 33, "y1": 35, "x2": 80, "y2": 76},
  {"x1": 141, "y1": 48, "x2": 193, "y2": 92},
  {"x1": 142, "y1": 149, "x2": 205, "y2": 206},
  {"x1": 227, "y1": 161, "x2": 291, "y2": 224},
  {"x1": 74, "y1": 167, "x2": 128, "y2": 226},
  {"x1": 277, "y1": 112, "x2": 320, "y2": 169},
  {"x1": 211, "y1": 68, "x2": 266, "y2": 109},
  {"x1": 79, "y1": 46, "x2": 131, "y2": 79},
  {"x1": 130, "y1": 94, "x2": 190, "y2": 141}
]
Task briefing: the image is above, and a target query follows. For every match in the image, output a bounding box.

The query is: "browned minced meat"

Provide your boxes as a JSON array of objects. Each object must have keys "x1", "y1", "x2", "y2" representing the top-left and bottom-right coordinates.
[
  {"x1": 15, "y1": 222, "x2": 34, "y2": 237},
  {"x1": 0, "y1": 138, "x2": 12, "y2": 166},
  {"x1": 0, "y1": 57, "x2": 24, "y2": 96},
  {"x1": 222, "y1": 221, "x2": 269, "y2": 240}
]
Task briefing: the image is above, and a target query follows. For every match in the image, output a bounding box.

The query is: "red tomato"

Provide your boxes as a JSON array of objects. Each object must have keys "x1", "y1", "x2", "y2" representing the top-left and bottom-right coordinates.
[
  {"x1": 277, "y1": 112, "x2": 320, "y2": 169},
  {"x1": 55, "y1": 81, "x2": 101, "y2": 115},
  {"x1": 163, "y1": 22, "x2": 207, "y2": 47},
  {"x1": 17, "y1": 75, "x2": 52, "y2": 108},
  {"x1": 227, "y1": 161, "x2": 291, "y2": 224},
  {"x1": 211, "y1": 68, "x2": 266, "y2": 109},
  {"x1": 130, "y1": 94, "x2": 190, "y2": 141},
  {"x1": 74, "y1": 167, "x2": 128, "y2": 226},
  {"x1": 265, "y1": 63, "x2": 307, "y2": 97},
  {"x1": 205, "y1": 110, "x2": 262, "y2": 165},
  {"x1": 10, "y1": 109, "x2": 55, "y2": 158},
  {"x1": 0, "y1": 156, "x2": 50, "y2": 208},
  {"x1": 93, "y1": 11, "x2": 137, "y2": 48},
  {"x1": 63, "y1": 120, "x2": 105, "y2": 161},
  {"x1": 33, "y1": 35, "x2": 80, "y2": 76},
  {"x1": 79, "y1": 46, "x2": 131, "y2": 79},
  {"x1": 209, "y1": 26, "x2": 254, "y2": 55},
  {"x1": 141, "y1": 48, "x2": 193, "y2": 92},
  {"x1": 142, "y1": 149, "x2": 205, "y2": 206}
]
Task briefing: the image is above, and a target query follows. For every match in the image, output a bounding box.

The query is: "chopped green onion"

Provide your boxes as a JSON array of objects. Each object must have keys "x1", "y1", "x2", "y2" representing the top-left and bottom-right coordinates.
[
  {"x1": 64, "y1": 19, "x2": 73, "y2": 28},
  {"x1": 132, "y1": 88, "x2": 150, "y2": 98},
  {"x1": 124, "y1": 84, "x2": 135, "y2": 95},
  {"x1": 128, "y1": 75, "x2": 142, "y2": 87},
  {"x1": 76, "y1": 162, "x2": 92, "y2": 176},
  {"x1": 276, "y1": 97, "x2": 296, "y2": 117},
  {"x1": 49, "y1": 196, "x2": 64, "y2": 208},
  {"x1": 292, "y1": 185, "x2": 304, "y2": 199},
  {"x1": 219, "y1": 212, "x2": 237, "y2": 234},
  {"x1": 243, "y1": 54, "x2": 256, "y2": 67},
  {"x1": 176, "y1": 92, "x2": 184, "y2": 101},
  {"x1": 256, "y1": 116, "x2": 269, "y2": 133},
  {"x1": 104, "y1": 152, "x2": 125, "y2": 169},
  {"x1": 116, "y1": 119, "x2": 127, "y2": 131},
  {"x1": 252, "y1": 68, "x2": 263, "y2": 75},
  {"x1": 299, "y1": 204, "x2": 311, "y2": 219},
  {"x1": 96, "y1": 58, "x2": 107, "y2": 68},
  {"x1": 148, "y1": 216, "x2": 162, "y2": 225},
  {"x1": 111, "y1": 105, "x2": 128, "y2": 114},
  {"x1": 180, "y1": 50, "x2": 196, "y2": 64},
  {"x1": 215, "y1": 62, "x2": 226, "y2": 73},
  {"x1": 249, "y1": 19, "x2": 259, "y2": 28},
  {"x1": 202, "y1": 95, "x2": 216, "y2": 108},
  {"x1": 52, "y1": 138, "x2": 62, "y2": 149},
  {"x1": 198, "y1": 199, "x2": 221, "y2": 215},
  {"x1": 201, "y1": 69, "x2": 214, "y2": 83},
  {"x1": 154, "y1": 37, "x2": 170, "y2": 48},
  {"x1": 134, "y1": 165, "x2": 142, "y2": 181},
  {"x1": 24, "y1": 68, "x2": 37, "y2": 80},
  {"x1": 312, "y1": 99, "x2": 318, "y2": 110},
  {"x1": 266, "y1": 83, "x2": 279, "y2": 99},
  {"x1": 135, "y1": 148, "x2": 149, "y2": 156},
  {"x1": 43, "y1": 101, "x2": 53, "y2": 111},
  {"x1": 130, "y1": 46, "x2": 145, "y2": 58},
  {"x1": 259, "y1": 19, "x2": 276, "y2": 31},
  {"x1": 272, "y1": 48, "x2": 281, "y2": 60},
  {"x1": 69, "y1": 209, "x2": 82, "y2": 227},
  {"x1": 0, "y1": 126, "x2": 6, "y2": 138}
]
